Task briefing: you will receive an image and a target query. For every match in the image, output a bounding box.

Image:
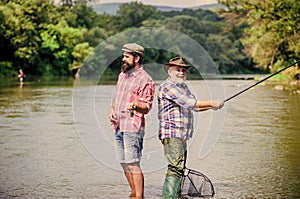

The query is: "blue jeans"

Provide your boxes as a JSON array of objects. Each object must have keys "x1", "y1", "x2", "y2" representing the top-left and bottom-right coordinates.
[{"x1": 114, "y1": 128, "x2": 145, "y2": 164}]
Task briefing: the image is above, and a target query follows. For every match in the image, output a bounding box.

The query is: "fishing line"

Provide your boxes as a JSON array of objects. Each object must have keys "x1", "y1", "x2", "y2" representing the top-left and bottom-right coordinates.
[{"x1": 224, "y1": 60, "x2": 300, "y2": 103}]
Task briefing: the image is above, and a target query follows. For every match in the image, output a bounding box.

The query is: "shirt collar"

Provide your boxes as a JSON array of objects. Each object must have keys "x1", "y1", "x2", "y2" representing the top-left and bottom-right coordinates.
[{"x1": 126, "y1": 66, "x2": 143, "y2": 77}]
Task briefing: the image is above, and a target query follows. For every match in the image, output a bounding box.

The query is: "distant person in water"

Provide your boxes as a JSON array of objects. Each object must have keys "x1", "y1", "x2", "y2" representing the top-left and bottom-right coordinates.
[{"x1": 18, "y1": 69, "x2": 25, "y2": 87}]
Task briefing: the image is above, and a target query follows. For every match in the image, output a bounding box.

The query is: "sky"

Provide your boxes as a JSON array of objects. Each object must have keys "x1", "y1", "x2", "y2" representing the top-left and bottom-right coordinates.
[{"x1": 96, "y1": 0, "x2": 219, "y2": 8}]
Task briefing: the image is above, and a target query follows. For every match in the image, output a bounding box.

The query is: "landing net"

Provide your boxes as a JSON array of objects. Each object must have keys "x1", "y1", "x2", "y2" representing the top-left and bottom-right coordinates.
[{"x1": 181, "y1": 168, "x2": 215, "y2": 197}]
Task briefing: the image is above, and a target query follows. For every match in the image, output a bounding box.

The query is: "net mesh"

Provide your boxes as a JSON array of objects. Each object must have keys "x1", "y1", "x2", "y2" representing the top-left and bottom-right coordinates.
[{"x1": 181, "y1": 168, "x2": 215, "y2": 197}]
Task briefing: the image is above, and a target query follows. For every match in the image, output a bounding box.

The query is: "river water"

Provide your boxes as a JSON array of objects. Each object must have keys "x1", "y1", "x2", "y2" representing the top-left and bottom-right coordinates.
[{"x1": 0, "y1": 79, "x2": 299, "y2": 199}]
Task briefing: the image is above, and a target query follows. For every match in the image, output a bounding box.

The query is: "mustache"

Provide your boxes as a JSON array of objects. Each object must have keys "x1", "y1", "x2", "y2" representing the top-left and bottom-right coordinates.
[{"x1": 121, "y1": 61, "x2": 134, "y2": 73}]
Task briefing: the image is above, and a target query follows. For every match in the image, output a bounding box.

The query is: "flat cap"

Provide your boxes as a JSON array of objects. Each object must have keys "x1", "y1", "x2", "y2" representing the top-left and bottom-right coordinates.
[{"x1": 122, "y1": 43, "x2": 144, "y2": 58}]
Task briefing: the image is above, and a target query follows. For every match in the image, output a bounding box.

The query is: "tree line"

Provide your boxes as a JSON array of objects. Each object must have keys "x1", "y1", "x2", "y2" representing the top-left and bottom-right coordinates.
[
  {"x1": 219, "y1": 0, "x2": 300, "y2": 79},
  {"x1": 0, "y1": 0, "x2": 298, "y2": 79}
]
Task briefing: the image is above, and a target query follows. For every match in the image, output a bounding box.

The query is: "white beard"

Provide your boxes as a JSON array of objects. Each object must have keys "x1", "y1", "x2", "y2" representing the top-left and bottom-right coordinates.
[
  {"x1": 170, "y1": 76, "x2": 185, "y2": 84},
  {"x1": 168, "y1": 70, "x2": 186, "y2": 84}
]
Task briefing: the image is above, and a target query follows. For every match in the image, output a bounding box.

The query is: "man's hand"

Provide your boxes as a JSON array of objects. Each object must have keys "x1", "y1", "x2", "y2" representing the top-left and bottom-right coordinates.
[
  {"x1": 211, "y1": 101, "x2": 224, "y2": 110},
  {"x1": 109, "y1": 107, "x2": 117, "y2": 123},
  {"x1": 127, "y1": 102, "x2": 149, "y2": 114},
  {"x1": 195, "y1": 100, "x2": 224, "y2": 111},
  {"x1": 127, "y1": 102, "x2": 137, "y2": 112}
]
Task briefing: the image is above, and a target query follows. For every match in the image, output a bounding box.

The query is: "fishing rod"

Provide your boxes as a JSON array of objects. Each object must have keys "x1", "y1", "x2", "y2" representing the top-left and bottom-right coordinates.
[{"x1": 223, "y1": 60, "x2": 300, "y2": 103}]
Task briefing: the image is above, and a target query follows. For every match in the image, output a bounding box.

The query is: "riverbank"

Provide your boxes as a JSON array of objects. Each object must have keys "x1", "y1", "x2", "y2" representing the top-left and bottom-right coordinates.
[{"x1": 261, "y1": 80, "x2": 300, "y2": 94}]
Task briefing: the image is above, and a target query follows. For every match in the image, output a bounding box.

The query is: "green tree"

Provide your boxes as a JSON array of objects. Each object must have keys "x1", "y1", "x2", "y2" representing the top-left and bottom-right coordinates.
[
  {"x1": 0, "y1": 0, "x2": 98, "y2": 77},
  {"x1": 163, "y1": 15, "x2": 202, "y2": 35},
  {"x1": 163, "y1": 8, "x2": 222, "y2": 22},
  {"x1": 204, "y1": 34, "x2": 246, "y2": 73},
  {"x1": 59, "y1": 0, "x2": 101, "y2": 29},
  {"x1": 219, "y1": 0, "x2": 300, "y2": 78},
  {"x1": 115, "y1": 2, "x2": 160, "y2": 30},
  {"x1": 40, "y1": 20, "x2": 85, "y2": 75},
  {"x1": 0, "y1": 0, "x2": 262, "y2": 77},
  {"x1": 0, "y1": 0, "x2": 59, "y2": 76},
  {"x1": 160, "y1": 14, "x2": 250, "y2": 73},
  {"x1": 71, "y1": 42, "x2": 94, "y2": 70}
]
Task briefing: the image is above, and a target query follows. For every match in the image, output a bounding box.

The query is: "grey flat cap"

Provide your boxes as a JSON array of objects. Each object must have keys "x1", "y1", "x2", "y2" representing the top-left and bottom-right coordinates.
[{"x1": 122, "y1": 43, "x2": 144, "y2": 58}]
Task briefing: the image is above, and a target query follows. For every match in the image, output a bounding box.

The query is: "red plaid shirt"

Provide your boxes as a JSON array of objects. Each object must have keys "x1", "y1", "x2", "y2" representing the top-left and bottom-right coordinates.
[{"x1": 112, "y1": 67, "x2": 155, "y2": 132}]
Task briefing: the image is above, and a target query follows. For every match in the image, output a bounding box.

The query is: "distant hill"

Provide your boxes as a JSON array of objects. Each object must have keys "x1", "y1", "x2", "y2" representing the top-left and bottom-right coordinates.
[
  {"x1": 193, "y1": 3, "x2": 226, "y2": 10},
  {"x1": 92, "y1": 3, "x2": 224, "y2": 15},
  {"x1": 92, "y1": 3, "x2": 120, "y2": 15}
]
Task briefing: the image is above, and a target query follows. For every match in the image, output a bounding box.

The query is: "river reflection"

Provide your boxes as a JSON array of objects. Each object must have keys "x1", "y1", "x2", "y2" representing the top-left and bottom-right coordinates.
[{"x1": 0, "y1": 79, "x2": 299, "y2": 198}]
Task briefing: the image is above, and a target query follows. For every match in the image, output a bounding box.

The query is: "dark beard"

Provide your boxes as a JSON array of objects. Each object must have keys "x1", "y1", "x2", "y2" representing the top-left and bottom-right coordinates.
[{"x1": 121, "y1": 62, "x2": 135, "y2": 73}]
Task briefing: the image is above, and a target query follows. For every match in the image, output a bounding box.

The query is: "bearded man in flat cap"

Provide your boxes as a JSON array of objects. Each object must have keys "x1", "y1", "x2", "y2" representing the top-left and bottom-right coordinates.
[
  {"x1": 158, "y1": 56, "x2": 224, "y2": 199},
  {"x1": 109, "y1": 43, "x2": 155, "y2": 199}
]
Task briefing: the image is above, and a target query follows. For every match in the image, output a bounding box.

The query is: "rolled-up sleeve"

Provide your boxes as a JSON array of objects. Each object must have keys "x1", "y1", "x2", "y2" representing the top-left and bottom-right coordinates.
[{"x1": 140, "y1": 80, "x2": 155, "y2": 113}]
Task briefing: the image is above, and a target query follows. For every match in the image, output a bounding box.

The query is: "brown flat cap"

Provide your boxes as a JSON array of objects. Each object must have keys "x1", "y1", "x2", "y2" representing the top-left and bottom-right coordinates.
[
  {"x1": 122, "y1": 43, "x2": 144, "y2": 58},
  {"x1": 165, "y1": 56, "x2": 190, "y2": 68}
]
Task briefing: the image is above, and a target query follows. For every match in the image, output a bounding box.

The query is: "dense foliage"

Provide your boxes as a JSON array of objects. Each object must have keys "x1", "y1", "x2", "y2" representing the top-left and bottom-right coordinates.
[
  {"x1": 2, "y1": 0, "x2": 297, "y2": 79},
  {"x1": 219, "y1": 0, "x2": 300, "y2": 79}
]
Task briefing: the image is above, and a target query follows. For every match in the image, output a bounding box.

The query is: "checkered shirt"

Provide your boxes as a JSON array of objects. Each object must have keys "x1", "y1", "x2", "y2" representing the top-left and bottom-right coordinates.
[
  {"x1": 112, "y1": 67, "x2": 154, "y2": 132},
  {"x1": 158, "y1": 78, "x2": 197, "y2": 140}
]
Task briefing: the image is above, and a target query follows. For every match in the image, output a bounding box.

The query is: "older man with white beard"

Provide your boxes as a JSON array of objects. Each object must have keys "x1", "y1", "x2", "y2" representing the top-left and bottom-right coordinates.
[{"x1": 157, "y1": 56, "x2": 224, "y2": 199}]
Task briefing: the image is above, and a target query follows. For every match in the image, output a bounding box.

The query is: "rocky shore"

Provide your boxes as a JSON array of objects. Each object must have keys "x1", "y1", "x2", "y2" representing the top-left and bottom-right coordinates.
[{"x1": 262, "y1": 80, "x2": 300, "y2": 95}]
